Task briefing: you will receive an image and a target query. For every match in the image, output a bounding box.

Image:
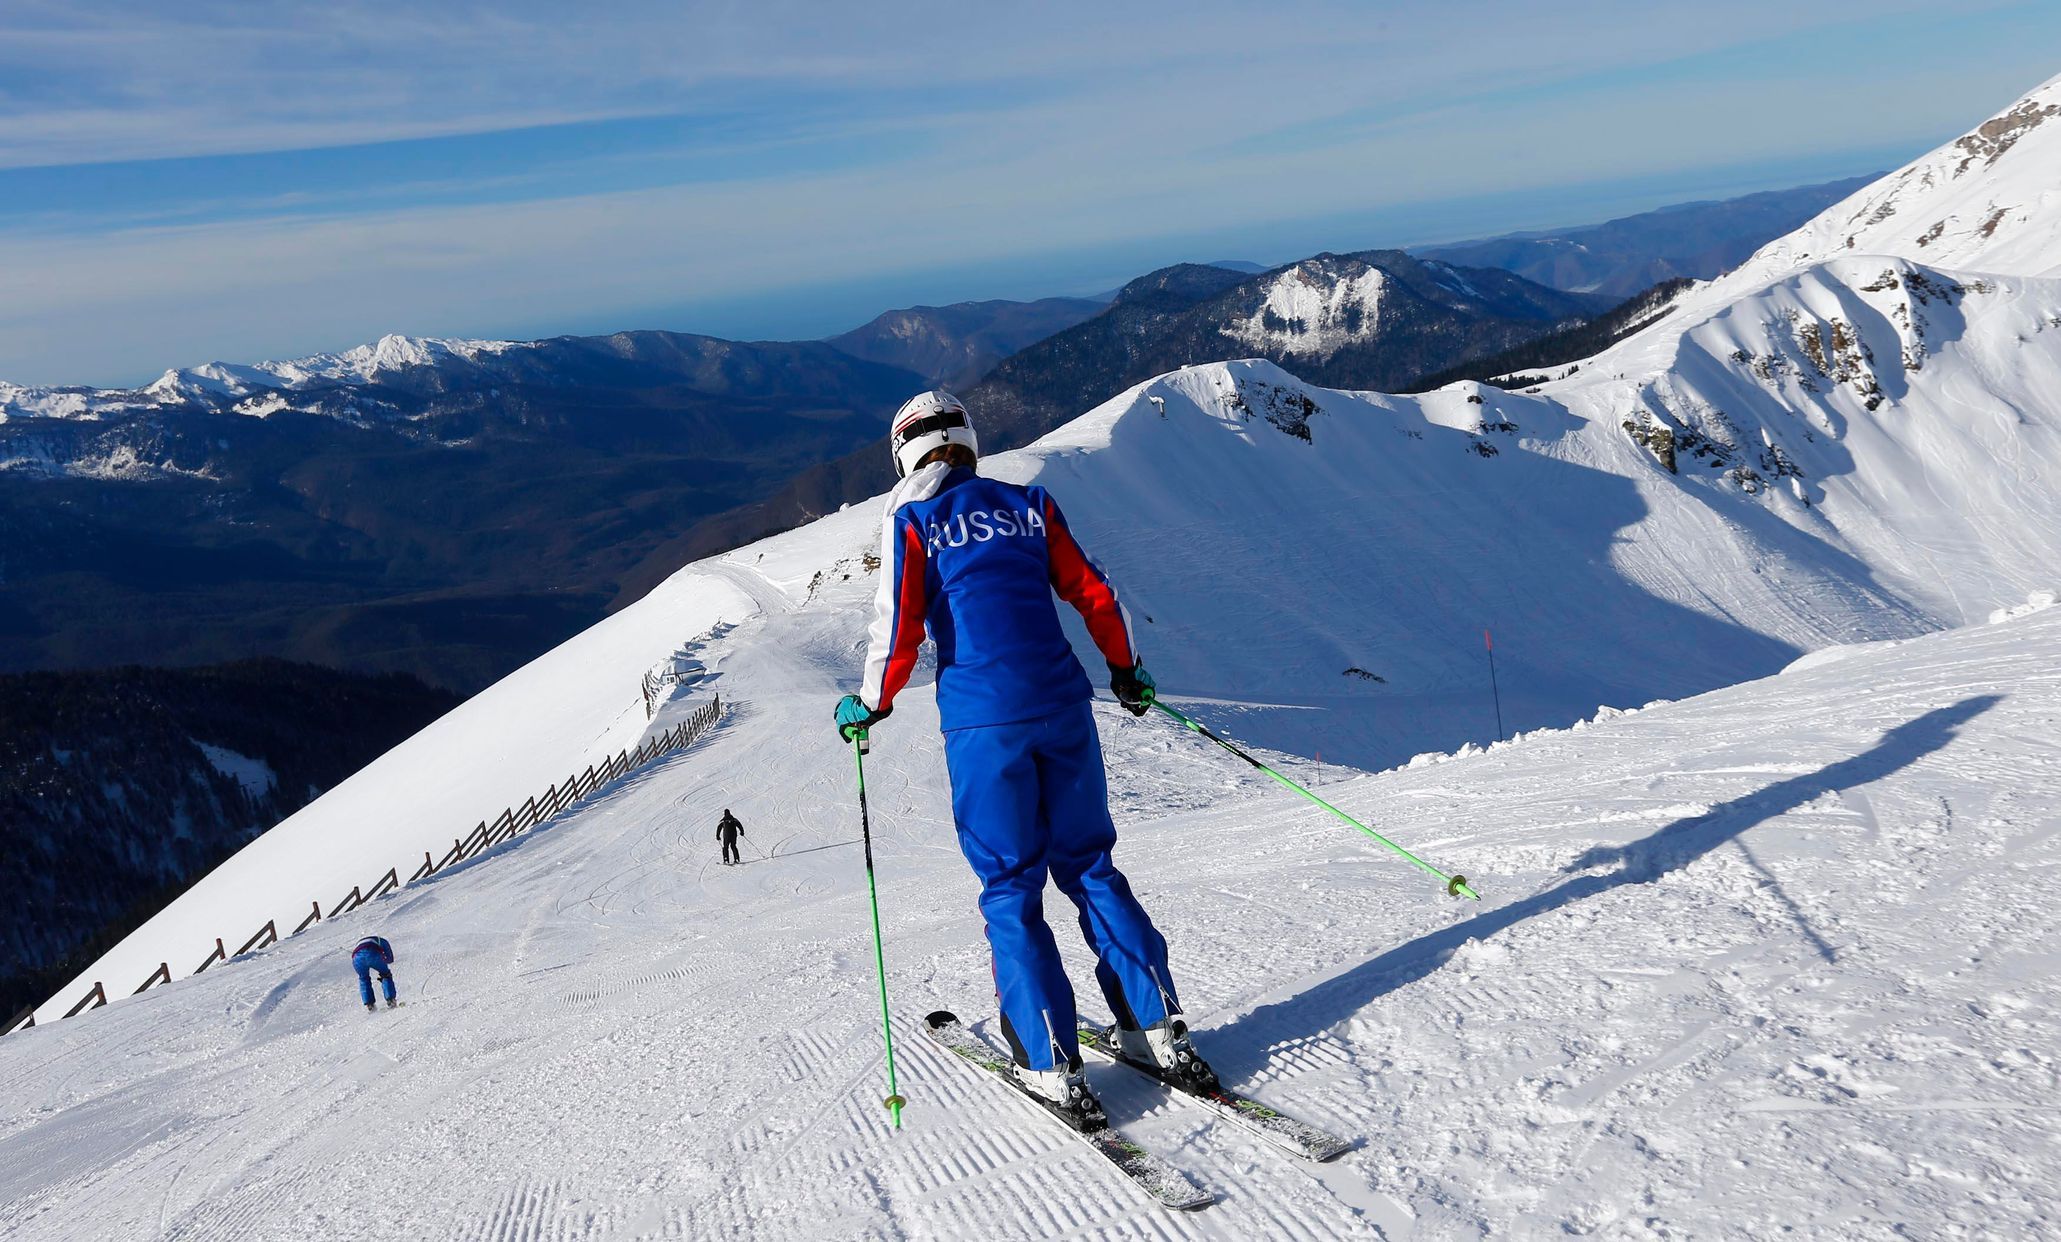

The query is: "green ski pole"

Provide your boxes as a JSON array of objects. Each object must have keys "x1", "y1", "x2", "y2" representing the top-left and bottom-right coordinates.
[
  {"x1": 849, "y1": 727, "x2": 907, "y2": 1128},
  {"x1": 1149, "y1": 699, "x2": 1480, "y2": 901}
]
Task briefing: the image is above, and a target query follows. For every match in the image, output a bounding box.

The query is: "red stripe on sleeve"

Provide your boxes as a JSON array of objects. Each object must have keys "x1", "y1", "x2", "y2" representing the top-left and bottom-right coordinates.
[
  {"x1": 1044, "y1": 495, "x2": 1135, "y2": 668},
  {"x1": 877, "y1": 521, "x2": 930, "y2": 710}
]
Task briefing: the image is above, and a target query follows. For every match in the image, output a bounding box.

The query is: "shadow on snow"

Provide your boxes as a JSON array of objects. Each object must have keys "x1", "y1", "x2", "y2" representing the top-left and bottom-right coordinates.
[{"x1": 1211, "y1": 693, "x2": 2002, "y2": 1080}]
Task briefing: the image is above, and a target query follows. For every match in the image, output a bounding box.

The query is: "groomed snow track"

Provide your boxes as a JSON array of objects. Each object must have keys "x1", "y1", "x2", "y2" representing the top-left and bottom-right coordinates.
[{"x1": 2, "y1": 579, "x2": 2055, "y2": 1239}]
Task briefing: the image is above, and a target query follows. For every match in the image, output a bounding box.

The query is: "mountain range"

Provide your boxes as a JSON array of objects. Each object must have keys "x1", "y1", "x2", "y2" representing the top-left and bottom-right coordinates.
[
  {"x1": 0, "y1": 176, "x2": 1874, "y2": 693},
  {"x1": 826, "y1": 295, "x2": 1108, "y2": 388},
  {"x1": 0, "y1": 333, "x2": 926, "y2": 689},
  {"x1": 48, "y1": 66, "x2": 2061, "y2": 1018},
  {"x1": 1415, "y1": 174, "x2": 1876, "y2": 294},
  {"x1": 629, "y1": 251, "x2": 1614, "y2": 577},
  {"x1": 0, "y1": 170, "x2": 1930, "y2": 1015}
]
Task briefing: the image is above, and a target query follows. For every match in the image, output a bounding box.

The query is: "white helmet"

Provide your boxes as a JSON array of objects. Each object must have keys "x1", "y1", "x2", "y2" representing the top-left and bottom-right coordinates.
[{"x1": 890, "y1": 389, "x2": 979, "y2": 478}]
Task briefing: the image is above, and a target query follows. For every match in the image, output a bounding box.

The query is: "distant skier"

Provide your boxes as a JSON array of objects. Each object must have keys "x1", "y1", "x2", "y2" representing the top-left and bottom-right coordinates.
[
  {"x1": 716, "y1": 808, "x2": 746, "y2": 865},
  {"x1": 351, "y1": 935, "x2": 398, "y2": 1012},
  {"x1": 833, "y1": 389, "x2": 1217, "y2": 1129}
]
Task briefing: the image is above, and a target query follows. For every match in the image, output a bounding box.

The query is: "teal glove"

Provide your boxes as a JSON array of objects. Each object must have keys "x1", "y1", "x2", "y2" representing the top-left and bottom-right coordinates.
[
  {"x1": 1109, "y1": 663, "x2": 1155, "y2": 716},
  {"x1": 835, "y1": 693, "x2": 890, "y2": 740}
]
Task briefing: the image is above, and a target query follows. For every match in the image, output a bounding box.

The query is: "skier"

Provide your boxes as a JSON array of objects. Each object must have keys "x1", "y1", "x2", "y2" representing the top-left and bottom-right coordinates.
[
  {"x1": 716, "y1": 808, "x2": 745, "y2": 866},
  {"x1": 833, "y1": 389, "x2": 1218, "y2": 1128},
  {"x1": 350, "y1": 934, "x2": 399, "y2": 1012}
]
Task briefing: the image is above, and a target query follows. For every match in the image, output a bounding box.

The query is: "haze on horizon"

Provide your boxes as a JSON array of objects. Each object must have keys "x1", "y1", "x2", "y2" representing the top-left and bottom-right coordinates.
[{"x1": 2, "y1": 0, "x2": 2058, "y2": 387}]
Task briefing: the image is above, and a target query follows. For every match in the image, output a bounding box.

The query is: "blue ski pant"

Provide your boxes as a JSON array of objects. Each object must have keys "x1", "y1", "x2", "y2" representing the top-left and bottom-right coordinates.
[
  {"x1": 353, "y1": 949, "x2": 396, "y2": 1006},
  {"x1": 942, "y1": 700, "x2": 1180, "y2": 1071}
]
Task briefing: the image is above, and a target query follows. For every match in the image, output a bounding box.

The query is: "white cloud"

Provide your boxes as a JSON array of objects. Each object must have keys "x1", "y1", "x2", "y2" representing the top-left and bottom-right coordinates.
[
  {"x1": 0, "y1": 0, "x2": 1978, "y2": 166},
  {"x1": 0, "y1": 0, "x2": 2045, "y2": 381}
]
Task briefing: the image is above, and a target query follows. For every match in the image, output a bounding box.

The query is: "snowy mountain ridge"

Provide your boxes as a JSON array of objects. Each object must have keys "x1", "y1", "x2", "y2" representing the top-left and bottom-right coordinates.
[
  {"x1": 1, "y1": 334, "x2": 531, "y2": 423},
  {"x1": 1725, "y1": 71, "x2": 2061, "y2": 286}
]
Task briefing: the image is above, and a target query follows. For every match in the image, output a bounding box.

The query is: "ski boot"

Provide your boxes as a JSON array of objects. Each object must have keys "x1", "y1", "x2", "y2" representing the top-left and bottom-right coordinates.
[
  {"x1": 364, "y1": 1001, "x2": 376, "y2": 1013},
  {"x1": 1014, "y1": 1058, "x2": 1109, "y2": 1133},
  {"x1": 385, "y1": 997, "x2": 399, "y2": 1009},
  {"x1": 1119, "y1": 1018, "x2": 1222, "y2": 1093}
]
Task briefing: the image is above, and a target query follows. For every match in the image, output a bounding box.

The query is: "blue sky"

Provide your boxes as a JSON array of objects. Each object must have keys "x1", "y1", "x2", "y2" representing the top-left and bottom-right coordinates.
[{"x1": 2, "y1": 0, "x2": 2058, "y2": 386}]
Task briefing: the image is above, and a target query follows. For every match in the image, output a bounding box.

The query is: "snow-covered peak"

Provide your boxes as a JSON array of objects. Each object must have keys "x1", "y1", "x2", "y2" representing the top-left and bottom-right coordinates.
[
  {"x1": 144, "y1": 361, "x2": 284, "y2": 402},
  {"x1": 0, "y1": 380, "x2": 91, "y2": 421},
  {"x1": 166, "y1": 334, "x2": 529, "y2": 393},
  {"x1": 1502, "y1": 72, "x2": 2061, "y2": 411},
  {"x1": 3, "y1": 333, "x2": 532, "y2": 422},
  {"x1": 276, "y1": 333, "x2": 528, "y2": 384},
  {"x1": 1222, "y1": 262, "x2": 1387, "y2": 359},
  {"x1": 1727, "y1": 71, "x2": 2061, "y2": 287}
]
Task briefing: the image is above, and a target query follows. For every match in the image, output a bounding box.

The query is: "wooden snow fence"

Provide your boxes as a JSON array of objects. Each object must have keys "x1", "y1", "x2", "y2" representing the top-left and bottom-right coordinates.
[{"x1": 4, "y1": 694, "x2": 723, "y2": 1038}]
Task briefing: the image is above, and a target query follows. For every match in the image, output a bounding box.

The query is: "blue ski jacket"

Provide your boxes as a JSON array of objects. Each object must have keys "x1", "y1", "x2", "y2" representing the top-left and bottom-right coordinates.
[{"x1": 859, "y1": 464, "x2": 1138, "y2": 731}]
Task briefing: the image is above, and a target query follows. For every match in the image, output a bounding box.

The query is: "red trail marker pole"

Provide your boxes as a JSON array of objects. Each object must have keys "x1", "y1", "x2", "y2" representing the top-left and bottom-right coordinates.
[{"x1": 1484, "y1": 628, "x2": 1504, "y2": 742}]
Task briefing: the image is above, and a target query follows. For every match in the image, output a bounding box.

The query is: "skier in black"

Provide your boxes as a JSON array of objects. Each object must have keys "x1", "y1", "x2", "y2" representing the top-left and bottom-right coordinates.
[{"x1": 716, "y1": 808, "x2": 745, "y2": 865}]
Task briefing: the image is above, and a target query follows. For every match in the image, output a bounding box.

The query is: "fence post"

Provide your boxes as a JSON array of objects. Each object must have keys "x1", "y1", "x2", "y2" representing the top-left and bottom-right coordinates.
[
  {"x1": 196, "y1": 937, "x2": 227, "y2": 974},
  {"x1": 294, "y1": 900, "x2": 322, "y2": 935},
  {"x1": 441, "y1": 837, "x2": 466, "y2": 869},
  {"x1": 235, "y1": 921, "x2": 279, "y2": 957},
  {"x1": 331, "y1": 884, "x2": 365, "y2": 917},
  {"x1": 410, "y1": 851, "x2": 436, "y2": 882},
  {"x1": 366, "y1": 867, "x2": 400, "y2": 901},
  {"x1": 62, "y1": 982, "x2": 107, "y2": 1019},
  {"x1": 2, "y1": 1004, "x2": 33, "y2": 1036},
  {"x1": 132, "y1": 962, "x2": 172, "y2": 995}
]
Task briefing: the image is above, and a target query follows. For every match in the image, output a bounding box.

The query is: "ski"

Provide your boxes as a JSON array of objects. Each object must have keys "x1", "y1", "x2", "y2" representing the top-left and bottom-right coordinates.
[
  {"x1": 1077, "y1": 1023, "x2": 1352, "y2": 1163},
  {"x1": 923, "y1": 1011, "x2": 1213, "y2": 1211}
]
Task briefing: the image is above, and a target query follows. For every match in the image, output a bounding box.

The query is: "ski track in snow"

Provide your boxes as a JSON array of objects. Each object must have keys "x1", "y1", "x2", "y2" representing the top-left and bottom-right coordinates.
[{"x1": 3, "y1": 582, "x2": 2057, "y2": 1240}]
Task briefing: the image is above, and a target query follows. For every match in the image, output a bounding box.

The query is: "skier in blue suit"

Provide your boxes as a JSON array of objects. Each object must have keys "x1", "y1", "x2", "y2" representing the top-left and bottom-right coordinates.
[
  {"x1": 834, "y1": 389, "x2": 1218, "y2": 1127},
  {"x1": 351, "y1": 935, "x2": 399, "y2": 1012}
]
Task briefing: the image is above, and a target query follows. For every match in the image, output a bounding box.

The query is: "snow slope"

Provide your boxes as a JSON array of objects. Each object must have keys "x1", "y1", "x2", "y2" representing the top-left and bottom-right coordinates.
[
  {"x1": 10, "y1": 65, "x2": 2061, "y2": 1242},
  {"x1": 1717, "y1": 71, "x2": 2061, "y2": 285},
  {"x1": 43, "y1": 331, "x2": 2023, "y2": 1026},
  {"x1": 31, "y1": 70, "x2": 2061, "y2": 1038},
  {"x1": 3, "y1": 557, "x2": 2056, "y2": 1238}
]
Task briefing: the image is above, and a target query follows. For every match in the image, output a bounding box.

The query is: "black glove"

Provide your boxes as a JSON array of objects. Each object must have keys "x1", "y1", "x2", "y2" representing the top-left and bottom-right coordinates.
[{"x1": 1109, "y1": 662, "x2": 1156, "y2": 716}]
